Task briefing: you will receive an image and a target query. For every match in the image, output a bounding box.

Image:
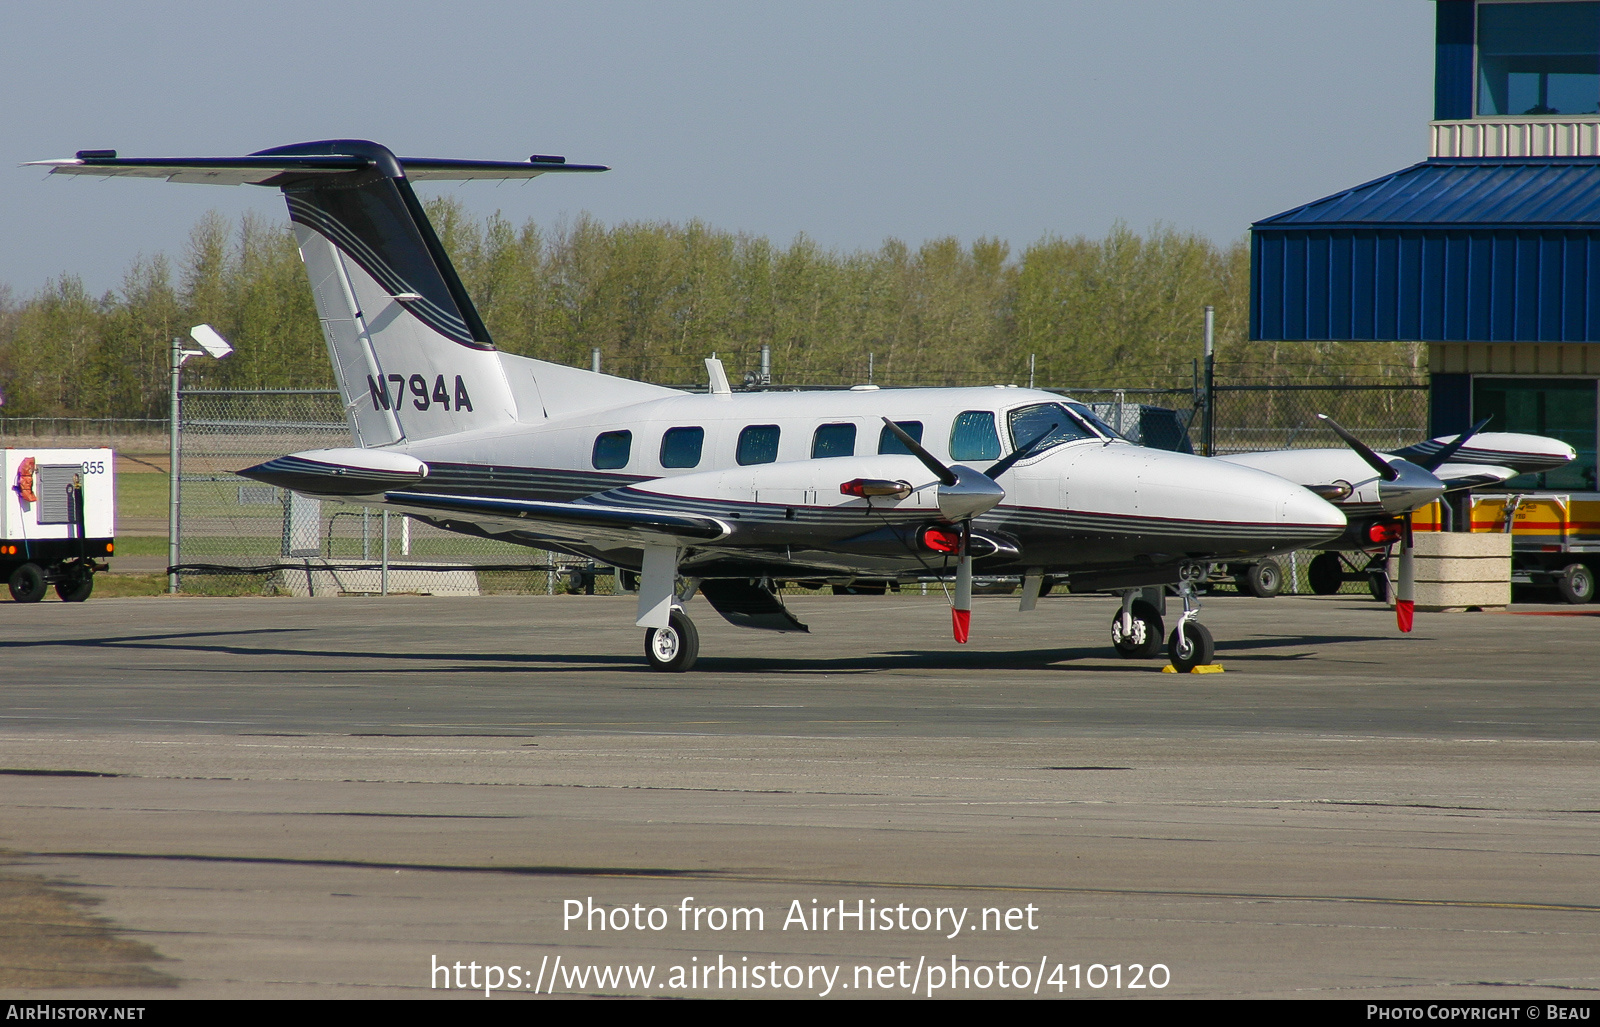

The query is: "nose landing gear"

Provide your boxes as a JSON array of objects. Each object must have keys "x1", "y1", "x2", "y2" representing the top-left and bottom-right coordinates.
[{"x1": 1167, "y1": 564, "x2": 1216, "y2": 672}]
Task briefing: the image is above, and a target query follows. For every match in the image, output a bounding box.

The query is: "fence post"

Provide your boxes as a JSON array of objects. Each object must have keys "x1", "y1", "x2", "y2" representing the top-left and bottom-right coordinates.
[
  {"x1": 381, "y1": 509, "x2": 389, "y2": 596},
  {"x1": 1202, "y1": 306, "x2": 1215, "y2": 457},
  {"x1": 168, "y1": 337, "x2": 182, "y2": 595}
]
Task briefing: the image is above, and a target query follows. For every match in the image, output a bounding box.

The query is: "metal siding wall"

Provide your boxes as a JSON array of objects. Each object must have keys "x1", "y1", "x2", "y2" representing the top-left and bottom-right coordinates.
[
  {"x1": 1284, "y1": 233, "x2": 1308, "y2": 339},
  {"x1": 1564, "y1": 232, "x2": 1588, "y2": 337},
  {"x1": 1250, "y1": 227, "x2": 1600, "y2": 342},
  {"x1": 1434, "y1": 0, "x2": 1475, "y2": 121},
  {"x1": 1352, "y1": 233, "x2": 1378, "y2": 339},
  {"x1": 1467, "y1": 232, "x2": 1494, "y2": 340},
  {"x1": 1398, "y1": 233, "x2": 1423, "y2": 339},
  {"x1": 1443, "y1": 233, "x2": 1469, "y2": 339},
  {"x1": 1374, "y1": 232, "x2": 1400, "y2": 340},
  {"x1": 1330, "y1": 233, "x2": 1354, "y2": 339},
  {"x1": 1307, "y1": 233, "x2": 1331, "y2": 338},
  {"x1": 1540, "y1": 234, "x2": 1565, "y2": 338},
  {"x1": 1491, "y1": 235, "x2": 1518, "y2": 339}
]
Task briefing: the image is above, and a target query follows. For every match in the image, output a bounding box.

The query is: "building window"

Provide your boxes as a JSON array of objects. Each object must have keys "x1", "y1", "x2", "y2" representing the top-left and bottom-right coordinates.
[
  {"x1": 660, "y1": 426, "x2": 704, "y2": 468},
  {"x1": 1478, "y1": 2, "x2": 1600, "y2": 116},
  {"x1": 737, "y1": 424, "x2": 781, "y2": 465},
  {"x1": 878, "y1": 420, "x2": 924, "y2": 455},
  {"x1": 811, "y1": 422, "x2": 856, "y2": 458},
  {"x1": 949, "y1": 411, "x2": 1002, "y2": 461},
  {"x1": 1473, "y1": 377, "x2": 1597, "y2": 490}
]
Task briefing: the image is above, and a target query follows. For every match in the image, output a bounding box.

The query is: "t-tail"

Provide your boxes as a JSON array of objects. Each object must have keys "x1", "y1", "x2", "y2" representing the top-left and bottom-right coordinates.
[{"x1": 28, "y1": 140, "x2": 614, "y2": 445}]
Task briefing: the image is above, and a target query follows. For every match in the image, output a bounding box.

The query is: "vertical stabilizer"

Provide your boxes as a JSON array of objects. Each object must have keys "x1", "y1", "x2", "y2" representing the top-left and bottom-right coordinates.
[
  {"x1": 31, "y1": 140, "x2": 617, "y2": 442},
  {"x1": 262, "y1": 142, "x2": 515, "y2": 445}
]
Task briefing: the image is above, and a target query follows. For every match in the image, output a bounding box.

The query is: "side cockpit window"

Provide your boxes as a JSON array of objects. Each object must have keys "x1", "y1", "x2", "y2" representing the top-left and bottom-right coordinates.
[
  {"x1": 593, "y1": 430, "x2": 632, "y2": 469},
  {"x1": 660, "y1": 426, "x2": 705, "y2": 468}
]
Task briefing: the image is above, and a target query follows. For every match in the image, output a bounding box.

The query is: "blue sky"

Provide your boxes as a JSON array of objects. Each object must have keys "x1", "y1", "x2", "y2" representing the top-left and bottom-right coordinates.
[{"x1": 5, "y1": 1, "x2": 1433, "y2": 296}]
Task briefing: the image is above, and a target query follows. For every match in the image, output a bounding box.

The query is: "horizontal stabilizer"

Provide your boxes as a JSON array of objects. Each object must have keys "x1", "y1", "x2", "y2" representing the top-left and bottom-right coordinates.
[
  {"x1": 239, "y1": 449, "x2": 427, "y2": 496},
  {"x1": 26, "y1": 149, "x2": 607, "y2": 186}
]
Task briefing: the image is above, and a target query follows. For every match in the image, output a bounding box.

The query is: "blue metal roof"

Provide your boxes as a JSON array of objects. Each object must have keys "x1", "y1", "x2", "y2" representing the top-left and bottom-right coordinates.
[{"x1": 1255, "y1": 158, "x2": 1600, "y2": 230}]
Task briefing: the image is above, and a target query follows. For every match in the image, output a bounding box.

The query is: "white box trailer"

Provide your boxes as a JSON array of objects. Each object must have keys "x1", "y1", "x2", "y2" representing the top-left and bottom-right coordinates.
[{"x1": 0, "y1": 448, "x2": 115, "y2": 602}]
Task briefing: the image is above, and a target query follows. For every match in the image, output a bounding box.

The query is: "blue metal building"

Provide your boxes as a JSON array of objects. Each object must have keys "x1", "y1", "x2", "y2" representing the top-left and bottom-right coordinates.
[{"x1": 1252, "y1": 0, "x2": 1600, "y2": 490}]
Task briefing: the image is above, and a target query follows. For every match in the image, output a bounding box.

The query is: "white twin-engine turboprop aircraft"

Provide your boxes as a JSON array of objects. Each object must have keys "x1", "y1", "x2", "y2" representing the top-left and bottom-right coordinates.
[{"x1": 34, "y1": 139, "x2": 1352, "y2": 671}]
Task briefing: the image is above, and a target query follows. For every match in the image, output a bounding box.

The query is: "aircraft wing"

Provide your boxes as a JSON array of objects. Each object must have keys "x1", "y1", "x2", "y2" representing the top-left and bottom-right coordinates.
[{"x1": 385, "y1": 490, "x2": 731, "y2": 549}]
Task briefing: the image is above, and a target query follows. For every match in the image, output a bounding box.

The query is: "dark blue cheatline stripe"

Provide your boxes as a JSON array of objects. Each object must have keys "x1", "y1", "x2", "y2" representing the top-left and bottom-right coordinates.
[{"x1": 287, "y1": 197, "x2": 474, "y2": 346}]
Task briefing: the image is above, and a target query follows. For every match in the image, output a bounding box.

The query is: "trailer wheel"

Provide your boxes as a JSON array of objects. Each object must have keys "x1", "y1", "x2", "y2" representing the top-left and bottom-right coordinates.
[
  {"x1": 8, "y1": 563, "x2": 46, "y2": 603},
  {"x1": 55, "y1": 567, "x2": 94, "y2": 603},
  {"x1": 1238, "y1": 559, "x2": 1283, "y2": 598},
  {"x1": 1556, "y1": 563, "x2": 1595, "y2": 605}
]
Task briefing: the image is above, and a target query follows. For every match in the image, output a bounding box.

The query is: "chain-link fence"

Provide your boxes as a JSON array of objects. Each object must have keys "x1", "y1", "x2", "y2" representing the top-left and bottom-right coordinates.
[
  {"x1": 175, "y1": 390, "x2": 598, "y2": 596},
  {"x1": 167, "y1": 377, "x2": 1429, "y2": 597}
]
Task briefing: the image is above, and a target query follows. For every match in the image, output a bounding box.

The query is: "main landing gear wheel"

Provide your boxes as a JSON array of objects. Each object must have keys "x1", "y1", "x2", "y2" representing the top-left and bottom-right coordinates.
[
  {"x1": 55, "y1": 566, "x2": 94, "y2": 603},
  {"x1": 1111, "y1": 600, "x2": 1164, "y2": 659},
  {"x1": 1557, "y1": 562, "x2": 1595, "y2": 605},
  {"x1": 1238, "y1": 559, "x2": 1283, "y2": 598},
  {"x1": 1307, "y1": 552, "x2": 1343, "y2": 595},
  {"x1": 8, "y1": 563, "x2": 46, "y2": 603},
  {"x1": 645, "y1": 609, "x2": 699, "y2": 672},
  {"x1": 1168, "y1": 621, "x2": 1214, "y2": 673}
]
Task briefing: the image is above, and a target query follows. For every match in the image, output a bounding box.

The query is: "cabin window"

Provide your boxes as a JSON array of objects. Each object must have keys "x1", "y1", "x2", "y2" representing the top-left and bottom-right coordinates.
[
  {"x1": 1005, "y1": 403, "x2": 1094, "y2": 457},
  {"x1": 592, "y1": 430, "x2": 632, "y2": 469},
  {"x1": 877, "y1": 420, "x2": 924, "y2": 455},
  {"x1": 949, "y1": 411, "x2": 1001, "y2": 460},
  {"x1": 812, "y1": 422, "x2": 857, "y2": 458},
  {"x1": 737, "y1": 424, "x2": 781, "y2": 465},
  {"x1": 660, "y1": 426, "x2": 705, "y2": 468}
]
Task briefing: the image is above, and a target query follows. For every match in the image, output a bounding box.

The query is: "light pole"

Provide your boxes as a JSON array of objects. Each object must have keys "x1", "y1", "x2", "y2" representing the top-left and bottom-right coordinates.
[{"x1": 169, "y1": 324, "x2": 233, "y2": 594}]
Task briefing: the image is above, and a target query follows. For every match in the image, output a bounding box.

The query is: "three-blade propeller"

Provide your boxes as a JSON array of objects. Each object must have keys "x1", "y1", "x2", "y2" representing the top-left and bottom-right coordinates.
[
  {"x1": 880, "y1": 417, "x2": 1011, "y2": 642},
  {"x1": 1318, "y1": 415, "x2": 1489, "y2": 634}
]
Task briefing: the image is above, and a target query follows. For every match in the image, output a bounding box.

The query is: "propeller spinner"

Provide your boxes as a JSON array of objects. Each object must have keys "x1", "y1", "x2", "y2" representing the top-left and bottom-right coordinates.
[{"x1": 1318, "y1": 415, "x2": 1489, "y2": 634}]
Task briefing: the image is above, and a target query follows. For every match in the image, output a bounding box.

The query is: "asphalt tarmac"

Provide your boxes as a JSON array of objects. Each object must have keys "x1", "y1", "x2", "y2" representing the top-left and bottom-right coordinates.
[{"x1": 0, "y1": 592, "x2": 1596, "y2": 1000}]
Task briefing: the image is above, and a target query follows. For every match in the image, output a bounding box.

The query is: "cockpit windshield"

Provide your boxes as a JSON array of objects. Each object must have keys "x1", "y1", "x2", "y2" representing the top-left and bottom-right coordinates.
[
  {"x1": 1005, "y1": 402, "x2": 1097, "y2": 457},
  {"x1": 1065, "y1": 401, "x2": 1127, "y2": 441}
]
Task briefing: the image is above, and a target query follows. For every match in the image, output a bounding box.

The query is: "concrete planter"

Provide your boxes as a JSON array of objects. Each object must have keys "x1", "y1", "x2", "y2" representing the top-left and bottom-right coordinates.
[
  {"x1": 1389, "y1": 532, "x2": 1511, "y2": 611},
  {"x1": 270, "y1": 559, "x2": 481, "y2": 597}
]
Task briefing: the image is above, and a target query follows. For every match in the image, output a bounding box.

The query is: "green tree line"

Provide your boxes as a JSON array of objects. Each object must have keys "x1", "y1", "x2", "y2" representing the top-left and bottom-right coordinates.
[{"x1": 0, "y1": 201, "x2": 1420, "y2": 419}]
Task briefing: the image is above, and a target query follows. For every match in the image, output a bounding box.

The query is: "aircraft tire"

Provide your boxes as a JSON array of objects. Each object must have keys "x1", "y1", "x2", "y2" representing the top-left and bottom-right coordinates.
[
  {"x1": 1111, "y1": 600, "x2": 1164, "y2": 659},
  {"x1": 1239, "y1": 559, "x2": 1283, "y2": 598},
  {"x1": 1307, "y1": 552, "x2": 1343, "y2": 595},
  {"x1": 1167, "y1": 621, "x2": 1214, "y2": 672},
  {"x1": 54, "y1": 566, "x2": 94, "y2": 603},
  {"x1": 1557, "y1": 562, "x2": 1595, "y2": 605},
  {"x1": 645, "y1": 610, "x2": 699, "y2": 672},
  {"x1": 8, "y1": 563, "x2": 46, "y2": 603}
]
